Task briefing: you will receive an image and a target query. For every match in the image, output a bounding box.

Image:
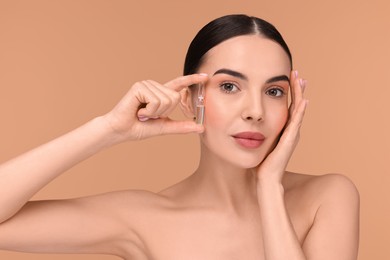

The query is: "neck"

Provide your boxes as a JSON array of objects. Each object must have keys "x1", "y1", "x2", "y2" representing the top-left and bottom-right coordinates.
[{"x1": 187, "y1": 143, "x2": 259, "y2": 213}]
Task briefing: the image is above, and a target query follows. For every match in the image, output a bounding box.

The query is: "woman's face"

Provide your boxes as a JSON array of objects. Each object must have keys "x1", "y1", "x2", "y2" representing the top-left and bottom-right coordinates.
[{"x1": 197, "y1": 35, "x2": 291, "y2": 169}]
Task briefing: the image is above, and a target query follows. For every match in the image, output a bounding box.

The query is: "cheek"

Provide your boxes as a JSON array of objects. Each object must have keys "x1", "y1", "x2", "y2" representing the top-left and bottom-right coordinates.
[
  {"x1": 204, "y1": 103, "x2": 220, "y2": 126},
  {"x1": 203, "y1": 93, "x2": 231, "y2": 128},
  {"x1": 266, "y1": 105, "x2": 289, "y2": 136}
]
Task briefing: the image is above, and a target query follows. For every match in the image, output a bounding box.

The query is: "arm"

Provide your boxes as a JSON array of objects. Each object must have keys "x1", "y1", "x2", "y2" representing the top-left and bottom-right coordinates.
[
  {"x1": 0, "y1": 117, "x2": 116, "y2": 223},
  {"x1": 302, "y1": 174, "x2": 360, "y2": 259},
  {"x1": 256, "y1": 71, "x2": 359, "y2": 259},
  {"x1": 257, "y1": 174, "x2": 359, "y2": 260},
  {"x1": 0, "y1": 74, "x2": 208, "y2": 255},
  {"x1": 256, "y1": 71, "x2": 308, "y2": 260},
  {"x1": 0, "y1": 191, "x2": 140, "y2": 257}
]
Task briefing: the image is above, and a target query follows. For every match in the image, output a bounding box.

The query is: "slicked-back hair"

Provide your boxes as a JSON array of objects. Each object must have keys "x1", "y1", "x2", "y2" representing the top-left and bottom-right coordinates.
[{"x1": 183, "y1": 14, "x2": 292, "y2": 75}]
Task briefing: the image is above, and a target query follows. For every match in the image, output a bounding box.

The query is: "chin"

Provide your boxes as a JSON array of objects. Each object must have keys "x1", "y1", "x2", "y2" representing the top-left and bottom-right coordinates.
[
  {"x1": 236, "y1": 158, "x2": 264, "y2": 169},
  {"x1": 222, "y1": 151, "x2": 266, "y2": 170}
]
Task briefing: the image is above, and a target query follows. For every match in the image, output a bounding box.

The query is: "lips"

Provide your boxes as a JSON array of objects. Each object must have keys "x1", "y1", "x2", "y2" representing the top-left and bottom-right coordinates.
[{"x1": 232, "y1": 132, "x2": 265, "y2": 149}]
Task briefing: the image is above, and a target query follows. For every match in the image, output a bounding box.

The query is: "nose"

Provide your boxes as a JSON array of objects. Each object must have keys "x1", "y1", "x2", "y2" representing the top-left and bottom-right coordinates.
[{"x1": 241, "y1": 93, "x2": 264, "y2": 122}]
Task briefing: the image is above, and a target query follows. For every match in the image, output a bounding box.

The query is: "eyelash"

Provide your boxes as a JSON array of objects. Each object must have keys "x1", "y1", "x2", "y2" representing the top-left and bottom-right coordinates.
[
  {"x1": 219, "y1": 82, "x2": 240, "y2": 94},
  {"x1": 265, "y1": 87, "x2": 286, "y2": 97},
  {"x1": 219, "y1": 82, "x2": 286, "y2": 97}
]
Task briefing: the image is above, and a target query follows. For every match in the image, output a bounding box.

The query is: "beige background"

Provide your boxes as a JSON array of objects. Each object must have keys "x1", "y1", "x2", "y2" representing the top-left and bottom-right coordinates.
[{"x1": 0, "y1": 0, "x2": 389, "y2": 259}]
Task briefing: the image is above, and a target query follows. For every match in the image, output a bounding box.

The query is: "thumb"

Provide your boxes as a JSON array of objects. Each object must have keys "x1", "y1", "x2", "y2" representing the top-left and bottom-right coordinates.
[{"x1": 153, "y1": 118, "x2": 204, "y2": 135}]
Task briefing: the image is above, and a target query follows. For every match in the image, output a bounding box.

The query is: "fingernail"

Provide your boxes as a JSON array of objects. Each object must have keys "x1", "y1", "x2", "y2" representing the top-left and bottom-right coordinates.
[
  {"x1": 299, "y1": 78, "x2": 304, "y2": 87},
  {"x1": 199, "y1": 73, "x2": 208, "y2": 77},
  {"x1": 294, "y1": 70, "x2": 298, "y2": 78},
  {"x1": 138, "y1": 116, "x2": 149, "y2": 122}
]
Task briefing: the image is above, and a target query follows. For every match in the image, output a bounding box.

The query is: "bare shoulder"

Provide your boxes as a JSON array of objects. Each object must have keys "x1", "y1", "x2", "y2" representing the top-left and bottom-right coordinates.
[
  {"x1": 0, "y1": 189, "x2": 169, "y2": 259},
  {"x1": 91, "y1": 189, "x2": 171, "y2": 213},
  {"x1": 72, "y1": 189, "x2": 172, "y2": 232},
  {"x1": 83, "y1": 189, "x2": 171, "y2": 257},
  {"x1": 284, "y1": 171, "x2": 359, "y2": 200},
  {"x1": 284, "y1": 173, "x2": 360, "y2": 257},
  {"x1": 283, "y1": 172, "x2": 360, "y2": 211}
]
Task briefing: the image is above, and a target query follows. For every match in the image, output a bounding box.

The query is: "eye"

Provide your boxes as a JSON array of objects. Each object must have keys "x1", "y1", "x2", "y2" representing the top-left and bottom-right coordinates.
[
  {"x1": 220, "y1": 82, "x2": 239, "y2": 94},
  {"x1": 266, "y1": 87, "x2": 285, "y2": 97}
]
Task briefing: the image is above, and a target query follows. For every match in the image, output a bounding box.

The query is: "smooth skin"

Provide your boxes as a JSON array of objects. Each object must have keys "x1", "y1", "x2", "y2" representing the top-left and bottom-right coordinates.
[{"x1": 0, "y1": 36, "x2": 359, "y2": 259}]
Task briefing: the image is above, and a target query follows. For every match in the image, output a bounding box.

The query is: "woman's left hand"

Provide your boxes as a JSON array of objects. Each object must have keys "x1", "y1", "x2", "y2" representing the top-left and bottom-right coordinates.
[{"x1": 256, "y1": 70, "x2": 308, "y2": 183}]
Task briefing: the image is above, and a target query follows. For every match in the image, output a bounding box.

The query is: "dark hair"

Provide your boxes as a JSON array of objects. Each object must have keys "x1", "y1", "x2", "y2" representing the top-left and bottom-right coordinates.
[{"x1": 183, "y1": 14, "x2": 292, "y2": 75}]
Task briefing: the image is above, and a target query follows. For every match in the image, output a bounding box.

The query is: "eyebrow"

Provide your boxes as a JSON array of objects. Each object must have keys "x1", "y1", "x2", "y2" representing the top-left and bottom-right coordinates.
[
  {"x1": 213, "y1": 68, "x2": 248, "y2": 81},
  {"x1": 265, "y1": 75, "x2": 290, "y2": 84},
  {"x1": 213, "y1": 68, "x2": 289, "y2": 84}
]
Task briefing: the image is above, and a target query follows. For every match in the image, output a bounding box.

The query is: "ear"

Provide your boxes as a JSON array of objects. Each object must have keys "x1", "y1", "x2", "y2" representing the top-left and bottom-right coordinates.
[{"x1": 179, "y1": 87, "x2": 195, "y2": 119}]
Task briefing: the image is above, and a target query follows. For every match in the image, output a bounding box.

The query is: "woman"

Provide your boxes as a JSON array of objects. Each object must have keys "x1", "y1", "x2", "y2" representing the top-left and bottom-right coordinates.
[{"x1": 0, "y1": 14, "x2": 359, "y2": 259}]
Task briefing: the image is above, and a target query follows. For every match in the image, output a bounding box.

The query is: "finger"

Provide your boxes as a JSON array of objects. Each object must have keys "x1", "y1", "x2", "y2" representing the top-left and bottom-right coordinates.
[
  {"x1": 135, "y1": 82, "x2": 162, "y2": 117},
  {"x1": 289, "y1": 70, "x2": 297, "y2": 111},
  {"x1": 261, "y1": 98, "x2": 308, "y2": 175},
  {"x1": 143, "y1": 80, "x2": 176, "y2": 117},
  {"x1": 273, "y1": 99, "x2": 308, "y2": 161},
  {"x1": 164, "y1": 74, "x2": 209, "y2": 91},
  {"x1": 285, "y1": 99, "x2": 307, "y2": 138},
  {"x1": 145, "y1": 118, "x2": 204, "y2": 135},
  {"x1": 301, "y1": 79, "x2": 307, "y2": 94},
  {"x1": 257, "y1": 96, "x2": 308, "y2": 177},
  {"x1": 146, "y1": 80, "x2": 181, "y2": 117},
  {"x1": 289, "y1": 71, "x2": 306, "y2": 116}
]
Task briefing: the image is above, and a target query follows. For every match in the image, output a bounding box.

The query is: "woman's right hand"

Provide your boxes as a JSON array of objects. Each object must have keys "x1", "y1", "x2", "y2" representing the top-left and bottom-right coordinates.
[
  {"x1": 102, "y1": 74, "x2": 208, "y2": 142},
  {"x1": 0, "y1": 74, "x2": 208, "y2": 225}
]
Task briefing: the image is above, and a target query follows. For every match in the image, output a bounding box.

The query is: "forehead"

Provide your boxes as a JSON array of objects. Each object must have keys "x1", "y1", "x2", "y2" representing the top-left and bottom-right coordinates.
[{"x1": 199, "y1": 35, "x2": 291, "y2": 79}]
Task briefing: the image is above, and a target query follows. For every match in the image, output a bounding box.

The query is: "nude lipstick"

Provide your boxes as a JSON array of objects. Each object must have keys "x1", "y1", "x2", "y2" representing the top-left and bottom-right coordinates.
[{"x1": 232, "y1": 132, "x2": 265, "y2": 149}]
